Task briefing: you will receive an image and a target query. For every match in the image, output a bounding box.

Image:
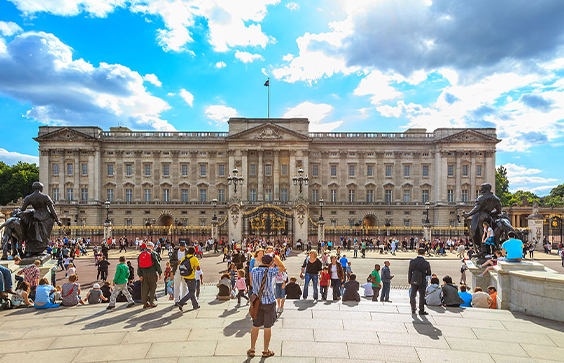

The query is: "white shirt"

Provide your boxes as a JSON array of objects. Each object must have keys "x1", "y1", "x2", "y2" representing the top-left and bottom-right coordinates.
[
  {"x1": 362, "y1": 283, "x2": 373, "y2": 296},
  {"x1": 177, "y1": 249, "x2": 186, "y2": 262},
  {"x1": 330, "y1": 265, "x2": 338, "y2": 279},
  {"x1": 195, "y1": 269, "x2": 203, "y2": 281}
]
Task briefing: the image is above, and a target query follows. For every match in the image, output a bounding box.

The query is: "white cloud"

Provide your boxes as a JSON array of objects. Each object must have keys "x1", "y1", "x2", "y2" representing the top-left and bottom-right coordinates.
[
  {"x1": 179, "y1": 89, "x2": 194, "y2": 106},
  {"x1": 0, "y1": 32, "x2": 172, "y2": 130},
  {"x1": 216, "y1": 61, "x2": 226, "y2": 69},
  {"x1": 282, "y1": 53, "x2": 294, "y2": 62},
  {"x1": 261, "y1": 68, "x2": 268, "y2": 76},
  {"x1": 235, "y1": 50, "x2": 264, "y2": 63},
  {"x1": 143, "y1": 73, "x2": 162, "y2": 87},
  {"x1": 283, "y1": 101, "x2": 342, "y2": 132},
  {"x1": 0, "y1": 21, "x2": 23, "y2": 36},
  {"x1": 167, "y1": 92, "x2": 175, "y2": 96},
  {"x1": 205, "y1": 105, "x2": 238, "y2": 126},
  {"x1": 510, "y1": 176, "x2": 558, "y2": 186},
  {"x1": 0, "y1": 148, "x2": 39, "y2": 165},
  {"x1": 285, "y1": 2, "x2": 299, "y2": 11},
  {"x1": 8, "y1": 0, "x2": 128, "y2": 17},
  {"x1": 502, "y1": 163, "x2": 542, "y2": 178},
  {"x1": 354, "y1": 71, "x2": 402, "y2": 105},
  {"x1": 528, "y1": 185, "x2": 559, "y2": 194}
]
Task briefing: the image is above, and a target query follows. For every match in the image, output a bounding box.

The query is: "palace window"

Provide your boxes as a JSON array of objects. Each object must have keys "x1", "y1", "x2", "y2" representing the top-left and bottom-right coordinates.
[
  {"x1": 126, "y1": 164, "x2": 132, "y2": 176},
  {"x1": 385, "y1": 165, "x2": 392, "y2": 177},
  {"x1": 265, "y1": 189, "x2": 272, "y2": 201},
  {"x1": 218, "y1": 188, "x2": 226, "y2": 202},
  {"x1": 125, "y1": 188, "x2": 133, "y2": 202},
  {"x1": 330, "y1": 165, "x2": 337, "y2": 177},
  {"x1": 218, "y1": 165, "x2": 225, "y2": 177},
  {"x1": 249, "y1": 189, "x2": 257, "y2": 201},
  {"x1": 385, "y1": 189, "x2": 392, "y2": 203},
  {"x1": 462, "y1": 164, "x2": 468, "y2": 177},
  {"x1": 107, "y1": 164, "x2": 114, "y2": 176},
  {"x1": 250, "y1": 164, "x2": 257, "y2": 176},
  {"x1": 367, "y1": 165, "x2": 374, "y2": 177},
  {"x1": 163, "y1": 164, "x2": 170, "y2": 176},
  {"x1": 82, "y1": 163, "x2": 88, "y2": 176},
  {"x1": 448, "y1": 165, "x2": 454, "y2": 177},
  {"x1": 144, "y1": 164, "x2": 151, "y2": 176},
  {"x1": 366, "y1": 190, "x2": 374, "y2": 202},
  {"x1": 349, "y1": 165, "x2": 355, "y2": 177},
  {"x1": 312, "y1": 189, "x2": 319, "y2": 202},
  {"x1": 163, "y1": 189, "x2": 170, "y2": 202},
  {"x1": 181, "y1": 189, "x2": 189, "y2": 202},
  {"x1": 330, "y1": 189, "x2": 337, "y2": 202},
  {"x1": 312, "y1": 165, "x2": 319, "y2": 177},
  {"x1": 144, "y1": 189, "x2": 151, "y2": 202},
  {"x1": 422, "y1": 165, "x2": 429, "y2": 177},
  {"x1": 200, "y1": 164, "x2": 207, "y2": 177},
  {"x1": 182, "y1": 164, "x2": 188, "y2": 176},
  {"x1": 348, "y1": 189, "x2": 355, "y2": 203},
  {"x1": 199, "y1": 188, "x2": 207, "y2": 202},
  {"x1": 81, "y1": 188, "x2": 88, "y2": 201},
  {"x1": 67, "y1": 163, "x2": 73, "y2": 176},
  {"x1": 280, "y1": 189, "x2": 288, "y2": 202},
  {"x1": 462, "y1": 189, "x2": 469, "y2": 202},
  {"x1": 447, "y1": 189, "x2": 454, "y2": 202},
  {"x1": 281, "y1": 164, "x2": 288, "y2": 176},
  {"x1": 422, "y1": 190, "x2": 429, "y2": 203},
  {"x1": 106, "y1": 189, "x2": 113, "y2": 202},
  {"x1": 53, "y1": 163, "x2": 59, "y2": 176},
  {"x1": 404, "y1": 165, "x2": 410, "y2": 177},
  {"x1": 404, "y1": 220, "x2": 411, "y2": 227},
  {"x1": 476, "y1": 165, "x2": 482, "y2": 177},
  {"x1": 265, "y1": 164, "x2": 272, "y2": 176}
]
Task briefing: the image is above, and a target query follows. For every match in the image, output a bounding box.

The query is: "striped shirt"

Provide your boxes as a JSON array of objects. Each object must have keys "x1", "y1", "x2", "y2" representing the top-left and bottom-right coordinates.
[{"x1": 251, "y1": 267, "x2": 279, "y2": 304}]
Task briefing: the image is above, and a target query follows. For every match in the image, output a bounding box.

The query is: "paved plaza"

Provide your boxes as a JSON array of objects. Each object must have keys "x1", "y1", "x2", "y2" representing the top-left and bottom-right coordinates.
[{"x1": 1, "y1": 284, "x2": 564, "y2": 363}]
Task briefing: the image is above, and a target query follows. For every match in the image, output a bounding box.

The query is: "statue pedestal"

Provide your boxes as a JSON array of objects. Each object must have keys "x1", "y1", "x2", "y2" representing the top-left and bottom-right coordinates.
[
  {"x1": 19, "y1": 253, "x2": 52, "y2": 267},
  {"x1": 103, "y1": 222, "x2": 113, "y2": 241},
  {"x1": 317, "y1": 220, "x2": 325, "y2": 243},
  {"x1": 422, "y1": 223, "x2": 432, "y2": 242},
  {"x1": 211, "y1": 220, "x2": 219, "y2": 242}
]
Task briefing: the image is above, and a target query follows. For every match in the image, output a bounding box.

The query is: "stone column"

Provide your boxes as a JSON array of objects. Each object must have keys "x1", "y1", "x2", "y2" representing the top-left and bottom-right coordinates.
[
  {"x1": 93, "y1": 147, "x2": 101, "y2": 202},
  {"x1": 273, "y1": 149, "x2": 280, "y2": 200},
  {"x1": 423, "y1": 222, "x2": 432, "y2": 242},
  {"x1": 434, "y1": 150, "x2": 442, "y2": 203},
  {"x1": 455, "y1": 152, "x2": 461, "y2": 201},
  {"x1": 241, "y1": 149, "x2": 248, "y2": 201},
  {"x1": 293, "y1": 203, "x2": 308, "y2": 244},
  {"x1": 289, "y1": 150, "x2": 296, "y2": 200},
  {"x1": 317, "y1": 220, "x2": 325, "y2": 243},
  {"x1": 211, "y1": 219, "x2": 219, "y2": 242},
  {"x1": 39, "y1": 149, "x2": 50, "y2": 188},
  {"x1": 470, "y1": 153, "x2": 477, "y2": 202},
  {"x1": 258, "y1": 150, "x2": 264, "y2": 201},
  {"x1": 228, "y1": 202, "x2": 242, "y2": 243},
  {"x1": 59, "y1": 149, "x2": 65, "y2": 199},
  {"x1": 104, "y1": 221, "x2": 113, "y2": 241},
  {"x1": 527, "y1": 206, "x2": 544, "y2": 251},
  {"x1": 485, "y1": 151, "x2": 495, "y2": 189},
  {"x1": 228, "y1": 149, "x2": 235, "y2": 201},
  {"x1": 301, "y1": 150, "x2": 309, "y2": 200}
]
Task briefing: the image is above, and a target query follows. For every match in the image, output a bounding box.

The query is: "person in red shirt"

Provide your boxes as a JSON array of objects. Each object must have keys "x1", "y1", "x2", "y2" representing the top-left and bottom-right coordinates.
[{"x1": 319, "y1": 266, "x2": 330, "y2": 301}]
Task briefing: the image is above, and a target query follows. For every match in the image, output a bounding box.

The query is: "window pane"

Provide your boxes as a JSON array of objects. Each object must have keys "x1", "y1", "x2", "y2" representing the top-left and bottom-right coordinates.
[
  {"x1": 200, "y1": 164, "x2": 207, "y2": 176},
  {"x1": 312, "y1": 189, "x2": 319, "y2": 202},
  {"x1": 163, "y1": 189, "x2": 170, "y2": 202},
  {"x1": 182, "y1": 165, "x2": 188, "y2": 176},
  {"x1": 265, "y1": 164, "x2": 272, "y2": 176},
  {"x1": 53, "y1": 163, "x2": 59, "y2": 175},
  {"x1": 81, "y1": 188, "x2": 88, "y2": 201},
  {"x1": 385, "y1": 165, "x2": 392, "y2": 177},
  {"x1": 404, "y1": 165, "x2": 410, "y2": 177},
  {"x1": 422, "y1": 190, "x2": 429, "y2": 203},
  {"x1": 145, "y1": 165, "x2": 151, "y2": 176},
  {"x1": 144, "y1": 189, "x2": 151, "y2": 201},
  {"x1": 330, "y1": 165, "x2": 337, "y2": 177},
  {"x1": 281, "y1": 164, "x2": 288, "y2": 176},
  {"x1": 476, "y1": 165, "x2": 482, "y2": 177},
  {"x1": 349, "y1": 165, "x2": 355, "y2": 177},
  {"x1": 107, "y1": 164, "x2": 113, "y2": 176},
  {"x1": 367, "y1": 165, "x2": 373, "y2": 177},
  {"x1": 448, "y1": 165, "x2": 454, "y2": 177},
  {"x1": 330, "y1": 189, "x2": 337, "y2": 202},
  {"x1": 181, "y1": 189, "x2": 189, "y2": 202},
  {"x1": 250, "y1": 164, "x2": 256, "y2": 176},
  {"x1": 199, "y1": 189, "x2": 207, "y2": 202},
  {"x1": 218, "y1": 189, "x2": 225, "y2": 202},
  {"x1": 265, "y1": 189, "x2": 272, "y2": 201},
  {"x1": 366, "y1": 190, "x2": 373, "y2": 202},
  {"x1": 403, "y1": 190, "x2": 411, "y2": 202},
  {"x1": 163, "y1": 165, "x2": 170, "y2": 176},
  {"x1": 218, "y1": 165, "x2": 225, "y2": 177},
  {"x1": 462, "y1": 165, "x2": 468, "y2": 177},
  {"x1": 385, "y1": 190, "x2": 392, "y2": 203},
  {"x1": 82, "y1": 163, "x2": 88, "y2": 175},
  {"x1": 348, "y1": 190, "x2": 355, "y2": 202},
  {"x1": 107, "y1": 189, "x2": 114, "y2": 202},
  {"x1": 249, "y1": 189, "x2": 256, "y2": 201},
  {"x1": 281, "y1": 189, "x2": 288, "y2": 202},
  {"x1": 67, "y1": 164, "x2": 73, "y2": 175},
  {"x1": 422, "y1": 165, "x2": 429, "y2": 177},
  {"x1": 312, "y1": 165, "x2": 319, "y2": 177},
  {"x1": 126, "y1": 164, "x2": 132, "y2": 176}
]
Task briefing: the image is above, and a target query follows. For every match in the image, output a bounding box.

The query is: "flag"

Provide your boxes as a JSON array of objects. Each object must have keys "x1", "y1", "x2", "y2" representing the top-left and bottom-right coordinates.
[{"x1": 264, "y1": 79, "x2": 269, "y2": 87}]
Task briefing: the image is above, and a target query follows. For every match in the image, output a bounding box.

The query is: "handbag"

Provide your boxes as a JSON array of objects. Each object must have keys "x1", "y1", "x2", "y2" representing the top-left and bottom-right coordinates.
[{"x1": 249, "y1": 268, "x2": 269, "y2": 320}]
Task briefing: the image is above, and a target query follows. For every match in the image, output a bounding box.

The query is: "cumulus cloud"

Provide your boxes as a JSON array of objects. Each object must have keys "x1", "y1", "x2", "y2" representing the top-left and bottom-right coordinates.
[
  {"x1": 216, "y1": 61, "x2": 226, "y2": 68},
  {"x1": 285, "y1": 2, "x2": 299, "y2": 11},
  {"x1": 143, "y1": 73, "x2": 162, "y2": 87},
  {"x1": 205, "y1": 105, "x2": 237, "y2": 126},
  {"x1": 283, "y1": 101, "x2": 342, "y2": 132},
  {"x1": 353, "y1": 71, "x2": 402, "y2": 105},
  {"x1": 0, "y1": 21, "x2": 23, "y2": 36},
  {"x1": 179, "y1": 89, "x2": 194, "y2": 106},
  {"x1": 520, "y1": 94, "x2": 554, "y2": 112},
  {"x1": 0, "y1": 148, "x2": 39, "y2": 165},
  {"x1": 235, "y1": 50, "x2": 264, "y2": 63},
  {"x1": 9, "y1": 0, "x2": 279, "y2": 53},
  {"x1": 0, "y1": 32, "x2": 172, "y2": 130}
]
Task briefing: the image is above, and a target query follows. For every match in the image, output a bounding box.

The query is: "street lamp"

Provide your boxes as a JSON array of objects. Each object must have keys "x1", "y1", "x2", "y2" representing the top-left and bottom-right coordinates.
[
  {"x1": 292, "y1": 167, "x2": 309, "y2": 194},
  {"x1": 425, "y1": 201, "x2": 430, "y2": 224},
  {"x1": 319, "y1": 198, "x2": 324, "y2": 222},
  {"x1": 104, "y1": 200, "x2": 111, "y2": 223},
  {"x1": 227, "y1": 168, "x2": 244, "y2": 193},
  {"x1": 212, "y1": 198, "x2": 218, "y2": 222}
]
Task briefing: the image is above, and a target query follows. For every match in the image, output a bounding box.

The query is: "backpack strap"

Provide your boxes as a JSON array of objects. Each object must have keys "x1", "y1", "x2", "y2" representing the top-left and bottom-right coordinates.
[{"x1": 256, "y1": 268, "x2": 269, "y2": 301}]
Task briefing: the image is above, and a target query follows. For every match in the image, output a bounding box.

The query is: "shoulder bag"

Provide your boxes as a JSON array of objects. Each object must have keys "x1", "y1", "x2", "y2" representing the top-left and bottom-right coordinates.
[{"x1": 249, "y1": 268, "x2": 269, "y2": 320}]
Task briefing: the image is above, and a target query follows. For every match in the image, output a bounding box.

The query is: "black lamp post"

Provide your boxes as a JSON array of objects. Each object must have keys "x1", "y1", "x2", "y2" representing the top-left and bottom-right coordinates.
[
  {"x1": 292, "y1": 167, "x2": 309, "y2": 194},
  {"x1": 212, "y1": 198, "x2": 218, "y2": 222},
  {"x1": 319, "y1": 198, "x2": 324, "y2": 222},
  {"x1": 104, "y1": 200, "x2": 111, "y2": 223},
  {"x1": 425, "y1": 201, "x2": 430, "y2": 224},
  {"x1": 227, "y1": 168, "x2": 244, "y2": 193}
]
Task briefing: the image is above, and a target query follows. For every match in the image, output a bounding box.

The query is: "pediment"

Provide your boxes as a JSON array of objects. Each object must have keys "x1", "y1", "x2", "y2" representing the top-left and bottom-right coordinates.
[
  {"x1": 437, "y1": 129, "x2": 500, "y2": 144},
  {"x1": 226, "y1": 123, "x2": 311, "y2": 141},
  {"x1": 34, "y1": 127, "x2": 96, "y2": 141}
]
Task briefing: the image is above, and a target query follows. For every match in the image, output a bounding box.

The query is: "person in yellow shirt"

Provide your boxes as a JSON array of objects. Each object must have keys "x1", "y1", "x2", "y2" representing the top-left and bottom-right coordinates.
[{"x1": 177, "y1": 246, "x2": 201, "y2": 311}]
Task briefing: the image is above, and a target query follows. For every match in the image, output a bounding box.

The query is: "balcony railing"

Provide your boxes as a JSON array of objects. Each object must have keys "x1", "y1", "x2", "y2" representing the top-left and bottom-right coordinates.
[
  {"x1": 309, "y1": 132, "x2": 434, "y2": 139},
  {"x1": 101, "y1": 131, "x2": 229, "y2": 138}
]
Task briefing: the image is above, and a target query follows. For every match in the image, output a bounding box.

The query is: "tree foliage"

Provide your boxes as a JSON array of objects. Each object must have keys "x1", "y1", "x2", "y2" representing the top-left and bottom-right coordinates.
[
  {"x1": 0, "y1": 162, "x2": 39, "y2": 205},
  {"x1": 495, "y1": 166, "x2": 564, "y2": 207},
  {"x1": 495, "y1": 166, "x2": 512, "y2": 206}
]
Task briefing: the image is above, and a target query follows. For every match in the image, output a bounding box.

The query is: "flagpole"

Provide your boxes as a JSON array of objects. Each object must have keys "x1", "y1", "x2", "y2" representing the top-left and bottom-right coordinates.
[{"x1": 267, "y1": 77, "x2": 270, "y2": 119}]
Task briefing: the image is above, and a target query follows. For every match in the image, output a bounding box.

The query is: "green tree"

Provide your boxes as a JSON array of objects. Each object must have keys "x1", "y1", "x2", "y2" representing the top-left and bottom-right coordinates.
[
  {"x1": 550, "y1": 184, "x2": 564, "y2": 198},
  {"x1": 495, "y1": 166, "x2": 512, "y2": 206},
  {"x1": 541, "y1": 195, "x2": 564, "y2": 207},
  {"x1": 0, "y1": 161, "x2": 39, "y2": 205},
  {"x1": 507, "y1": 190, "x2": 540, "y2": 206}
]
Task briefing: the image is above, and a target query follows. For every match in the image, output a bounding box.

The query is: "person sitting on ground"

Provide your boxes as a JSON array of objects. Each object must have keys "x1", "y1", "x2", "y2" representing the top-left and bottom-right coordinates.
[
  {"x1": 425, "y1": 277, "x2": 442, "y2": 306},
  {"x1": 284, "y1": 277, "x2": 302, "y2": 299},
  {"x1": 342, "y1": 274, "x2": 360, "y2": 302},
  {"x1": 471, "y1": 287, "x2": 492, "y2": 308},
  {"x1": 66, "y1": 263, "x2": 77, "y2": 277},
  {"x1": 61, "y1": 274, "x2": 85, "y2": 306},
  {"x1": 34, "y1": 278, "x2": 59, "y2": 309},
  {"x1": 86, "y1": 283, "x2": 108, "y2": 304},
  {"x1": 217, "y1": 273, "x2": 232, "y2": 300},
  {"x1": 100, "y1": 281, "x2": 112, "y2": 302},
  {"x1": 487, "y1": 286, "x2": 498, "y2": 309},
  {"x1": 458, "y1": 285, "x2": 472, "y2": 307},
  {"x1": 361, "y1": 277, "x2": 373, "y2": 298},
  {"x1": 441, "y1": 275, "x2": 464, "y2": 307},
  {"x1": 478, "y1": 251, "x2": 504, "y2": 277},
  {"x1": 11, "y1": 281, "x2": 33, "y2": 307},
  {"x1": 54, "y1": 286, "x2": 62, "y2": 301}
]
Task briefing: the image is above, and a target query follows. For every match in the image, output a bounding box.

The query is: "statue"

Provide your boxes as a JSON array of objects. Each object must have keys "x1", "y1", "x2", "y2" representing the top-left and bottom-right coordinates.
[
  {"x1": 0, "y1": 182, "x2": 62, "y2": 259},
  {"x1": 462, "y1": 183, "x2": 503, "y2": 260},
  {"x1": 0, "y1": 209, "x2": 25, "y2": 259}
]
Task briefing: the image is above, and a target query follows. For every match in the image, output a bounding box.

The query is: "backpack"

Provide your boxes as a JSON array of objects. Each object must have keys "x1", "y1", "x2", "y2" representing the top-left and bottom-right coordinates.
[
  {"x1": 410, "y1": 269, "x2": 424, "y2": 285},
  {"x1": 178, "y1": 256, "x2": 194, "y2": 277},
  {"x1": 139, "y1": 251, "x2": 153, "y2": 268}
]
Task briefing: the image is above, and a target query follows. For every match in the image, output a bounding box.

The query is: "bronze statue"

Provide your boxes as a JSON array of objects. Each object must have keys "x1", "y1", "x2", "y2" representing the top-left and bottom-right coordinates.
[
  {"x1": 0, "y1": 182, "x2": 62, "y2": 259},
  {"x1": 462, "y1": 183, "x2": 503, "y2": 259},
  {"x1": 0, "y1": 209, "x2": 25, "y2": 259}
]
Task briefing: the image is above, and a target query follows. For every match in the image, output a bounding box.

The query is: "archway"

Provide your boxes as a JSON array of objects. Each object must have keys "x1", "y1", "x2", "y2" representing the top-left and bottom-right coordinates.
[
  {"x1": 158, "y1": 214, "x2": 174, "y2": 226},
  {"x1": 363, "y1": 215, "x2": 377, "y2": 227}
]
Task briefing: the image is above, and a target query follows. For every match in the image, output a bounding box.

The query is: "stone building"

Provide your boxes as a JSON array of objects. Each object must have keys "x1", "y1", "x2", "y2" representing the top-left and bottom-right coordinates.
[{"x1": 35, "y1": 118, "x2": 499, "y2": 233}]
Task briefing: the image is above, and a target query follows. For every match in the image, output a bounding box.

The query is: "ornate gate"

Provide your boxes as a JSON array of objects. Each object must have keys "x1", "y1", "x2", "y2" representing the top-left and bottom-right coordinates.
[{"x1": 242, "y1": 204, "x2": 294, "y2": 241}]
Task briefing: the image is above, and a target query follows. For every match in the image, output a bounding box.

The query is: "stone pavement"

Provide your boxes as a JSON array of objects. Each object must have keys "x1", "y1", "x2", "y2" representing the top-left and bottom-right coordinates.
[{"x1": 1, "y1": 286, "x2": 563, "y2": 363}]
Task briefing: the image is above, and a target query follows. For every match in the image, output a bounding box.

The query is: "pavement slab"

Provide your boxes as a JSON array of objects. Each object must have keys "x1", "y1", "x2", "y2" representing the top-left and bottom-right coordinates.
[
  {"x1": 347, "y1": 343, "x2": 419, "y2": 362},
  {"x1": 282, "y1": 341, "x2": 349, "y2": 358},
  {"x1": 0, "y1": 348, "x2": 81, "y2": 363},
  {"x1": 415, "y1": 347, "x2": 495, "y2": 363}
]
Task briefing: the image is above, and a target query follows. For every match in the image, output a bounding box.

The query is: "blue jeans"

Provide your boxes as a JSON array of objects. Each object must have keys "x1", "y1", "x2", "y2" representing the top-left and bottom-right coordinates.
[
  {"x1": 331, "y1": 279, "x2": 341, "y2": 300},
  {"x1": 302, "y1": 273, "x2": 319, "y2": 300},
  {"x1": 380, "y1": 281, "x2": 391, "y2": 301},
  {"x1": 0, "y1": 265, "x2": 12, "y2": 292},
  {"x1": 178, "y1": 278, "x2": 199, "y2": 309}
]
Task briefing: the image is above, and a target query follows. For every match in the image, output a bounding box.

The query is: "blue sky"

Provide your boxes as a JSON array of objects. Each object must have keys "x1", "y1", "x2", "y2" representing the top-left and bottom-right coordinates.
[{"x1": 0, "y1": 0, "x2": 563, "y2": 196}]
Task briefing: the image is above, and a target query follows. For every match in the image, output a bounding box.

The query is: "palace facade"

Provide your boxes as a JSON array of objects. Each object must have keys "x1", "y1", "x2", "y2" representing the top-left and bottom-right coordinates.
[{"x1": 35, "y1": 118, "x2": 499, "y2": 230}]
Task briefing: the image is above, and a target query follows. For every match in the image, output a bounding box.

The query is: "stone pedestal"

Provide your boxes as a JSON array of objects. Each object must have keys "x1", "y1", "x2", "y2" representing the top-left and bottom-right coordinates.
[
  {"x1": 293, "y1": 203, "x2": 308, "y2": 244},
  {"x1": 103, "y1": 221, "x2": 113, "y2": 241},
  {"x1": 527, "y1": 214, "x2": 544, "y2": 251},
  {"x1": 228, "y1": 202, "x2": 242, "y2": 243},
  {"x1": 423, "y1": 223, "x2": 432, "y2": 242},
  {"x1": 317, "y1": 220, "x2": 325, "y2": 243},
  {"x1": 20, "y1": 253, "x2": 52, "y2": 267},
  {"x1": 211, "y1": 219, "x2": 219, "y2": 242}
]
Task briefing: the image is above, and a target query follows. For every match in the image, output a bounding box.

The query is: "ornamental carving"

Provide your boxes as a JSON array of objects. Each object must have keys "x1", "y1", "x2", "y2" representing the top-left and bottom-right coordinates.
[
  {"x1": 296, "y1": 204, "x2": 307, "y2": 227},
  {"x1": 230, "y1": 205, "x2": 240, "y2": 227},
  {"x1": 256, "y1": 127, "x2": 281, "y2": 139}
]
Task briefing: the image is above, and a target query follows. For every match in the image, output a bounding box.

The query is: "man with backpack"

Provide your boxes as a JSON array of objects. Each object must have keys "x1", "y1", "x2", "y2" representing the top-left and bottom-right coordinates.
[
  {"x1": 408, "y1": 248, "x2": 431, "y2": 315},
  {"x1": 177, "y1": 246, "x2": 200, "y2": 311},
  {"x1": 137, "y1": 242, "x2": 162, "y2": 308},
  {"x1": 170, "y1": 241, "x2": 188, "y2": 305}
]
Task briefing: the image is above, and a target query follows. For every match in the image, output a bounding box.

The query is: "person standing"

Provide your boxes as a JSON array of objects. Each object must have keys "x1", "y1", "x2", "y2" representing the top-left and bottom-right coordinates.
[
  {"x1": 177, "y1": 246, "x2": 200, "y2": 311},
  {"x1": 137, "y1": 242, "x2": 162, "y2": 308},
  {"x1": 380, "y1": 261, "x2": 394, "y2": 302},
  {"x1": 248, "y1": 254, "x2": 286, "y2": 358},
  {"x1": 328, "y1": 256, "x2": 344, "y2": 300},
  {"x1": 107, "y1": 256, "x2": 135, "y2": 310},
  {"x1": 169, "y1": 241, "x2": 188, "y2": 305},
  {"x1": 300, "y1": 250, "x2": 323, "y2": 301},
  {"x1": 370, "y1": 264, "x2": 381, "y2": 301},
  {"x1": 460, "y1": 259, "x2": 468, "y2": 285},
  {"x1": 408, "y1": 248, "x2": 432, "y2": 315},
  {"x1": 97, "y1": 256, "x2": 110, "y2": 282}
]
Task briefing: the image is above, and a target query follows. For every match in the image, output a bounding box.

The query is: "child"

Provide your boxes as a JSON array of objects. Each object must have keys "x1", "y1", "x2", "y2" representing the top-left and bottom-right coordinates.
[
  {"x1": 167, "y1": 275, "x2": 174, "y2": 300},
  {"x1": 478, "y1": 251, "x2": 504, "y2": 277},
  {"x1": 346, "y1": 261, "x2": 353, "y2": 280},
  {"x1": 50, "y1": 265, "x2": 57, "y2": 286},
  {"x1": 321, "y1": 252, "x2": 329, "y2": 265},
  {"x1": 195, "y1": 266, "x2": 203, "y2": 299},
  {"x1": 217, "y1": 273, "x2": 231, "y2": 300},
  {"x1": 164, "y1": 261, "x2": 172, "y2": 295},
  {"x1": 11, "y1": 281, "x2": 33, "y2": 307},
  {"x1": 284, "y1": 277, "x2": 302, "y2": 299},
  {"x1": 361, "y1": 277, "x2": 373, "y2": 298},
  {"x1": 275, "y1": 270, "x2": 287, "y2": 313},
  {"x1": 229, "y1": 263, "x2": 237, "y2": 289},
  {"x1": 319, "y1": 266, "x2": 330, "y2": 300},
  {"x1": 86, "y1": 283, "x2": 108, "y2": 304},
  {"x1": 54, "y1": 285, "x2": 62, "y2": 301},
  {"x1": 234, "y1": 269, "x2": 249, "y2": 306},
  {"x1": 66, "y1": 263, "x2": 76, "y2": 278}
]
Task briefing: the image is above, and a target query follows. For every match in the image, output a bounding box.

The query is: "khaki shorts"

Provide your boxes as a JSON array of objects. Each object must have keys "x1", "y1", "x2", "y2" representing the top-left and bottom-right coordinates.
[{"x1": 252, "y1": 302, "x2": 276, "y2": 328}]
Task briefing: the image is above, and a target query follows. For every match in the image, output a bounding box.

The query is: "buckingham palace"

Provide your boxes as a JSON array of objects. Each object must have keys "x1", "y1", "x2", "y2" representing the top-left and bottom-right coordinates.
[{"x1": 35, "y1": 118, "x2": 499, "y2": 238}]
